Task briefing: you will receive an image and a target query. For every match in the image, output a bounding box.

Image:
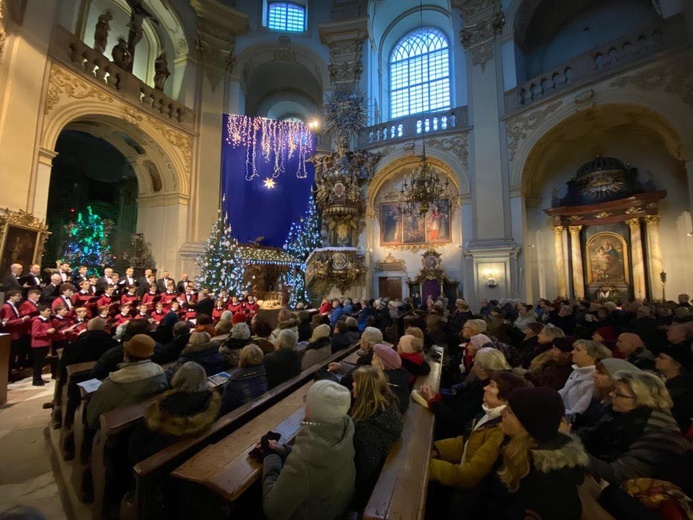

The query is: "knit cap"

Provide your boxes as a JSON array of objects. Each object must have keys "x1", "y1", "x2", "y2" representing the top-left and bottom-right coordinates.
[
  {"x1": 124, "y1": 334, "x2": 156, "y2": 358},
  {"x1": 469, "y1": 334, "x2": 493, "y2": 350},
  {"x1": 600, "y1": 358, "x2": 640, "y2": 377},
  {"x1": 507, "y1": 387, "x2": 565, "y2": 443},
  {"x1": 307, "y1": 380, "x2": 351, "y2": 424},
  {"x1": 398, "y1": 334, "x2": 423, "y2": 354},
  {"x1": 659, "y1": 344, "x2": 693, "y2": 370},
  {"x1": 232, "y1": 312, "x2": 247, "y2": 325},
  {"x1": 372, "y1": 343, "x2": 402, "y2": 370},
  {"x1": 310, "y1": 324, "x2": 331, "y2": 342}
]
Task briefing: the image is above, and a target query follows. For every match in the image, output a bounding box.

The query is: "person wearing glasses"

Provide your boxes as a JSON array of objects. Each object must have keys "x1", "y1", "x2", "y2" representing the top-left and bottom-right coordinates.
[{"x1": 579, "y1": 371, "x2": 689, "y2": 487}]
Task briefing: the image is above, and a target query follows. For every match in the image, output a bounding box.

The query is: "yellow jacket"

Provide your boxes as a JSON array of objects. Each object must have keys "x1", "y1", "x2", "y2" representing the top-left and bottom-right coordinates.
[{"x1": 428, "y1": 417, "x2": 504, "y2": 489}]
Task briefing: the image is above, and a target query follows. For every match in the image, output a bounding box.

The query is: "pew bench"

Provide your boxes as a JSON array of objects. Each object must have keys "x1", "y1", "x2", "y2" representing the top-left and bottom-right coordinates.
[
  {"x1": 126, "y1": 343, "x2": 362, "y2": 520},
  {"x1": 362, "y1": 345, "x2": 443, "y2": 520},
  {"x1": 58, "y1": 361, "x2": 97, "y2": 459}
]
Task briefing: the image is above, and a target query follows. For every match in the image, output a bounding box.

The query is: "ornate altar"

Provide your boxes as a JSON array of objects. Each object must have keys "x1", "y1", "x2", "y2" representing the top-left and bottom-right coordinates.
[
  {"x1": 544, "y1": 156, "x2": 666, "y2": 301},
  {"x1": 407, "y1": 249, "x2": 459, "y2": 306},
  {"x1": 305, "y1": 248, "x2": 367, "y2": 294}
]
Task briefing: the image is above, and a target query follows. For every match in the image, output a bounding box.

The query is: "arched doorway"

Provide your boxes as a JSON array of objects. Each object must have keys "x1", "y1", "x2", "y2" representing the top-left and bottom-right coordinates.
[{"x1": 44, "y1": 129, "x2": 138, "y2": 269}]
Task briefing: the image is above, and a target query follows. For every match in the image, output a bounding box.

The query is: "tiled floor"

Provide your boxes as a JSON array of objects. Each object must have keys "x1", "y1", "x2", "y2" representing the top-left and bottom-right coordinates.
[{"x1": 0, "y1": 376, "x2": 67, "y2": 519}]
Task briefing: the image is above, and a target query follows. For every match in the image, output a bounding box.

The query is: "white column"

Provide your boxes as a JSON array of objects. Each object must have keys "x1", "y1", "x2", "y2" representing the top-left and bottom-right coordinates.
[{"x1": 32, "y1": 149, "x2": 57, "y2": 221}]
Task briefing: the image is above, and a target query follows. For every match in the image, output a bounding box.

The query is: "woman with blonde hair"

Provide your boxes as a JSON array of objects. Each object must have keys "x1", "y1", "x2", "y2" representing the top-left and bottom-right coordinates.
[
  {"x1": 220, "y1": 344, "x2": 268, "y2": 415},
  {"x1": 477, "y1": 387, "x2": 589, "y2": 520},
  {"x1": 581, "y1": 371, "x2": 689, "y2": 486},
  {"x1": 350, "y1": 365, "x2": 404, "y2": 506}
]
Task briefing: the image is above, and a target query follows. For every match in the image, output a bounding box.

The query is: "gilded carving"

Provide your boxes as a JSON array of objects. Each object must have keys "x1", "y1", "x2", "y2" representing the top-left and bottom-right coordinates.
[
  {"x1": 569, "y1": 225, "x2": 582, "y2": 235},
  {"x1": 0, "y1": 1, "x2": 6, "y2": 63},
  {"x1": 594, "y1": 211, "x2": 611, "y2": 219},
  {"x1": 427, "y1": 134, "x2": 470, "y2": 171},
  {"x1": 375, "y1": 253, "x2": 406, "y2": 272},
  {"x1": 506, "y1": 100, "x2": 562, "y2": 161},
  {"x1": 552, "y1": 226, "x2": 565, "y2": 235},
  {"x1": 626, "y1": 217, "x2": 641, "y2": 229},
  {"x1": 146, "y1": 116, "x2": 193, "y2": 173},
  {"x1": 0, "y1": 208, "x2": 51, "y2": 266},
  {"x1": 643, "y1": 215, "x2": 660, "y2": 225},
  {"x1": 609, "y1": 57, "x2": 693, "y2": 110},
  {"x1": 44, "y1": 64, "x2": 114, "y2": 115}
]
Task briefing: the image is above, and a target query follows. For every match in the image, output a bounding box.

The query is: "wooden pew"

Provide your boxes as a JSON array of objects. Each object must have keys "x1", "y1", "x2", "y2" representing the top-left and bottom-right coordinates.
[
  {"x1": 127, "y1": 343, "x2": 362, "y2": 520},
  {"x1": 362, "y1": 345, "x2": 443, "y2": 520},
  {"x1": 168, "y1": 348, "x2": 362, "y2": 519},
  {"x1": 58, "y1": 361, "x2": 97, "y2": 459},
  {"x1": 70, "y1": 384, "x2": 98, "y2": 503}
]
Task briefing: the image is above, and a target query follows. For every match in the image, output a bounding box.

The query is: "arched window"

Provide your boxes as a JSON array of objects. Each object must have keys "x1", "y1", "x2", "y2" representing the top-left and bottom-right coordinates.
[
  {"x1": 266, "y1": 1, "x2": 307, "y2": 32},
  {"x1": 390, "y1": 27, "x2": 451, "y2": 119}
]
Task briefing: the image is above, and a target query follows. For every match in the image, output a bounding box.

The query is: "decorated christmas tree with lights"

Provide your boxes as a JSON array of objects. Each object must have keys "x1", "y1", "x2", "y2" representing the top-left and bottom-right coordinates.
[
  {"x1": 283, "y1": 194, "x2": 321, "y2": 306},
  {"x1": 61, "y1": 206, "x2": 115, "y2": 273},
  {"x1": 197, "y1": 211, "x2": 244, "y2": 295}
]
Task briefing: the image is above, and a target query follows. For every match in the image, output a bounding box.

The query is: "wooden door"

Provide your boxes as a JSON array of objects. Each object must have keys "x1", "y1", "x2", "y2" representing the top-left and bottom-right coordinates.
[{"x1": 378, "y1": 277, "x2": 402, "y2": 300}]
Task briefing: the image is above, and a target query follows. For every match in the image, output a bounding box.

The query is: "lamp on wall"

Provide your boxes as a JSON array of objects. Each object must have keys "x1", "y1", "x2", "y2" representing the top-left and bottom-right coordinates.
[{"x1": 397, "y1": 0, "x2": 459, "y2": 216}]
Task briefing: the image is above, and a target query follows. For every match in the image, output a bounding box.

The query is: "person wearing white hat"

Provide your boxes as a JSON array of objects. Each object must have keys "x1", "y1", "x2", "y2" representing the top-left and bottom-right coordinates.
[{"x1": 262, "y1": 380, "x2": 355, "y2": 520}]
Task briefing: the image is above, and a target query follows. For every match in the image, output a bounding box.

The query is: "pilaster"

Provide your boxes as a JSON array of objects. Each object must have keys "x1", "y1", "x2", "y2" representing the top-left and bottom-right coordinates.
[
  {"x1": 644, "y1": 215, "x2": 664, "y2": 300},
  {"x1": 318, "y1": 17, "x2": 368, "y2": 87},
  {"x1": 553, "y1": 226, "x2": 567, "y2": 298},
  {"x1": 568, "y1": 226, "x2": 584, "y2": 299}
]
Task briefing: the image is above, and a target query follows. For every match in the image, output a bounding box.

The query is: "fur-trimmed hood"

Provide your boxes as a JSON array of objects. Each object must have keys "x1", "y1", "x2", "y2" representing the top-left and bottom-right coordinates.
[
  {"x1": 277, "y1": 317, "x2": 300, "y2": 330},
  {"x1": 531, "y1": 433, "x2": 589, "y2": 482},
  {"x1": 145, "y1": 389, "x2": 221, "y2": 437}
]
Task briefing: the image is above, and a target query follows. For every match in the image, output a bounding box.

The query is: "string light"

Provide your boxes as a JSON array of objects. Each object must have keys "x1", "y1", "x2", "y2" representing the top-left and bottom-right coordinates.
[{"x1": 226, "y1": 115, "x2": 313, "y2": 181}]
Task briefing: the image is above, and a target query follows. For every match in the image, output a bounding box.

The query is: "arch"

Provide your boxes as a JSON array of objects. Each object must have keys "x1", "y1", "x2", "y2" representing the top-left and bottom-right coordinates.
[
  {"x1": 510, "y1": 95, "x2": 693, "y2": 196},
  {"x1": 41, "y1": 98, "x2": 191, "y2": 201},
  {"x1": 366, "y1": 151, "x2": 467, "y2": 217}
]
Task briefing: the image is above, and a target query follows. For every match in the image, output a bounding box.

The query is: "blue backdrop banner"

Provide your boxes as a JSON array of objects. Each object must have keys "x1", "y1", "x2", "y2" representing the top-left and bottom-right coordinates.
[{"x1": 221, "y1": 114, "x2": 315, "y2": 248}]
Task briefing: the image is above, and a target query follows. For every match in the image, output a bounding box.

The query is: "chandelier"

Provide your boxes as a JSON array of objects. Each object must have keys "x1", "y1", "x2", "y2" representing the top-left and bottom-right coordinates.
[{"x1": 399, "y1": 143, "x2": 454, "y2": 215}]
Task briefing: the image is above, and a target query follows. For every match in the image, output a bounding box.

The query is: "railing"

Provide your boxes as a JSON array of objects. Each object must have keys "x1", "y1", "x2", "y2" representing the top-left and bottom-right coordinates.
[
  {"x1": 357, "y1": 105, "x2": 469, "y2": 149},
  {"x1": 505, "y1": 16, "x2": 689, "y2": 113},
  {"x1": 50, "y1": 25, "x2": 193, "y2": 127}
]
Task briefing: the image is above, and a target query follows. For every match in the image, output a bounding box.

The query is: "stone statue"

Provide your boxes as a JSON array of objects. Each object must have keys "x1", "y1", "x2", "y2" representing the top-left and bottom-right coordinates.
[
  {"x1": 125, "y1": 0, "x2": 158, "y2": 72},
  {"x1": 112, "y1": 37, "x2": 133, "y2": 70},
  {"x1": 93, "y1": 11, "x2": 112, "y2": 54},
  {"x1": 154, "y1": 52, "x2": 170, "y2": 91}
]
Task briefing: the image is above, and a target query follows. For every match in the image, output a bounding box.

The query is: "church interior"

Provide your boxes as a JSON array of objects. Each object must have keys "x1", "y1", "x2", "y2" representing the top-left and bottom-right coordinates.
[{"x1": 0, "y1": 0, "x2": 692, "y2": 518}]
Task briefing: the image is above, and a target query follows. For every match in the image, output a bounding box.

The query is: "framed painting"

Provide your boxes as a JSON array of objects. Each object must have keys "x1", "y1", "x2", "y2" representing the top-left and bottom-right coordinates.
[
  {"x1": 585, "y1": 231, "x2": 629, "y2": 285},
  {"x1": 425, "y1": 199, "x2": 451, "y2": 243},
  {"x1": 380, "y1": 203, "x2": 402, "y2": 245},
  {"x1": 0, "y1": 210, "x2": 50, "y2": 277}
]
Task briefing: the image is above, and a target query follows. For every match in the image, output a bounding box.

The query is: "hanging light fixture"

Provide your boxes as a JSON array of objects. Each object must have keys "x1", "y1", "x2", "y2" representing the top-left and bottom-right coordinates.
[{"x1": 398, "y1": 0, "x2": 458, "y2": 216}]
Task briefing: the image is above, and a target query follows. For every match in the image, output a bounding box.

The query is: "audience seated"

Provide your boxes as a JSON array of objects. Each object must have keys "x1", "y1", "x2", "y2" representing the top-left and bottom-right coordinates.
[
  {"x1": 296, "y1": 310, "x2": 312, "y2": 342},
  {"x1": 58, "y1": 317, "x2": 117, "y2": 370},
  {"x1": 261, "y1": 380, "x2": 355, "y2": 520},
  {"x1": 350, "y1": 365, "x2": 403, "y2": 508},
  {"x1": 422, "y1": 347, "x2": 510, "y2": 439},
  {"x1": 219, "y1": 322, "x2": 251, "y2": 367},
  {"x1": 655, "y1": 344, "x2": 693, "y2": 432},
  {"x1": 250, "y1": 316, "x2": 275, "y2": 354},
  {"x1": 167, "y1": 331, "x2": 225, "y2": 379},
  {"x1": 263, "y1": 329, "x2": 302, "y2": 389},
  {"x1": 581, "y1": 371, "x2": 689, "y2": 486},
  {"x1": 616, "y1": 332, "x2": 656, "y2": 371},
  {"x1": 396, "y1": 334, "x2": 429, "y2": 387},
  {"x1": 269, "y1": 308, "x2": 299, "y2": 342},
  {"x1": 300, "y1": 324, "x2": 332, "y2": 369},
  {"x1": 193, "y1": 314, "x2": 216, "y2": 337},
  {"x1": 220, "y1": 344, "x2": 268, "y2": 415},
  {"x1": 525, "y1": 336, "x2": 574, "y2": 390},
  {"x1": 330, "y1": 318, "x2": 358, "y2": 353},
  {"x1": 87, "y1": 334, "x2": 168, "y2": 429},
  {"x1": 128, "y1": 361, "x2": 220, "y2": 463},
  {"x1": 559, "y1": 339, "x2": 612, "y2": 416}
]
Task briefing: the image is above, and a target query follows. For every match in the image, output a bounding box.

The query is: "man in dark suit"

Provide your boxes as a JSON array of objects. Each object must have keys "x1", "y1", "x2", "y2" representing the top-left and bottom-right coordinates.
[
  {"x1": 193, "y1": 288, "x2": 214, "y2": 317},
  {"x1": 95, "y1": 267, "x2": 115, "y2": 295},
  {"x1": 20, "y1": 264, "x2": 45, "y2": 292},
  {"x1": 2, "y1": 264, "x2": 23, "y2": 292},
  {"x1": 136, "y1": 268, "x2": 153, "y2": 297},
  {"x1": 176, "y1": 273, "x2": 189, "y2": 294},
  {"x1": 56, "y1": 261, "x2": 72, "y2": 283},
  {"x1": 71, "y1": 265, "x2": 89, "y2": 286},
  {"x1": 156, "y1": 271, "x2": 174, "y2": 293},
  {"x1": 41, "y1": 274, "x2": 63, "y2": 304},
  {"x1": 120, "y1": 266, "x2": 136, "y2": 289}
]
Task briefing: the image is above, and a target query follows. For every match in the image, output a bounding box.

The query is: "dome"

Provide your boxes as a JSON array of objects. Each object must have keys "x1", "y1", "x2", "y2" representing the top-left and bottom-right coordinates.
[{"x1": 575, "y1": 155, "x2": 627, "y2": 179}]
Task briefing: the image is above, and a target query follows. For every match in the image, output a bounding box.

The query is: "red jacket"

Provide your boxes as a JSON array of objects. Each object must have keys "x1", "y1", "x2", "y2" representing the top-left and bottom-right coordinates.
[
  {"x1": 1, "y1": 302, "x2": 26, "y2": 340},
  {"x1": 51, "y1": 316, "x2": 73, "y2": 341},
  {"x1": 159, "y1": 292, "x2": 178, "y2": 309},
  {"x1": 141, "y1": 292, "x2": 159, "y2": 309},
  {"x1": 51, "y1": 295, "x2": 74, "y2": 316},
  {"x1": 31, "y1": 317, "x2": 53, "y2": 348},
  {"x1": 113, "y1": 313, "x2": 131, "y2": 329},
  {"x1": 151, "y1": 310, "x2": 167, "y2": 324},
  {"x1": 19, "y1": 300, "x2": 40, "y2": 327}
]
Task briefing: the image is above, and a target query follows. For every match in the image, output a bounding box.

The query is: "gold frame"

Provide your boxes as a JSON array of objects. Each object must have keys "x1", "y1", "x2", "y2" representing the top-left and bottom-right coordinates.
[
  {"x1": 0, "y1": 209, "x2": 50, "y2": 275},
  {"x1": 585, "y1": 231, "x2": 630, "y2": 285}
]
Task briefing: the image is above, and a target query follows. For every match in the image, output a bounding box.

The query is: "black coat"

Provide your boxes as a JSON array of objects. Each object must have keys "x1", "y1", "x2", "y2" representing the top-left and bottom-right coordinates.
[
  {"x1": 60, "y1": 330, "x2": 118, "y2": 369},
  {"x1": 263, "y1": 348, "x2": 302, "y2": 389},
  {"x1": 666, "y1": 373, "x2": 693, "y2": 433},
  {"x1": 2, "y1": 272, "x2": 22, "y2": 292},
  {"x1": 430, "y1": 377, "x2": 487, "y2": 439}
]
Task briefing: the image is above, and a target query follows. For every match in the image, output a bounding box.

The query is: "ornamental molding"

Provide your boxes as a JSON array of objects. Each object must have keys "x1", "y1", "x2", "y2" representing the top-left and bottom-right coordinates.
[
  {"x1": 44, "y1": 64, "x2": 114, "y2": 115},
  {"x1": 426, "y1": 134, "x2": 470, "y2": 171},
  {"x1": 274, "y1": 35, "x2": 296, "y2": 62},
  {"x1": 452, "y1": 0, "x2": 499, "y2": 20},
  {"x1": 454, "y1": 0, "x2": 504, "y2": 72},
  {"x1": 145, "y1": 116, "x2": 193, "y2": 173},
  {"x1": 505, "y1": 100, "x2": 563, "y2": 162},
  {"x1": 319, "y1": 17, "x2": 367, "y2": 85},
  {"x1": 609, "y1": 57, "x2": 693, "y2": 110},
  {"x1": 375, "y1": 252, "x2": 406, "y2": 272}
]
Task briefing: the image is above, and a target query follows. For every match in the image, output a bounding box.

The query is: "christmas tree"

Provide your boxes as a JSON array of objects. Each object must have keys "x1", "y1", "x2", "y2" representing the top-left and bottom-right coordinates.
[
  {"x1": 61, "y1": 206, "x2": 115, "y2": 274},
  {"x1": 283, "y1": 194, "x2": 321, "y2": 306},
  {"x1": 121, "y1": 233, "x2": 156, "y2": 271},
  {"x1": 197, "y1": 212, "x2": 245, "y2": 295}
]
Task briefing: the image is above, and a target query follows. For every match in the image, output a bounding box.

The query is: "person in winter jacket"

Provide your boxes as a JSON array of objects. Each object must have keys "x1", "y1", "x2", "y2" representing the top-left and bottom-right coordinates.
[
  {"x1": 301, "y1": 324, "x2": 332, "y2": 369},
  {"x1": 350, "y1": 365, "x2": 404, "y2": 507},
  {"x1": 371, "y1": 343, "x2": 410, "y2": 414},
  {"x1": 167, "y1": 332, "x2": 226, "y2": 380},
  {"x1": 397, "y1": 334, "x2": 430, "y2": 388},
  {"x1": 655, "y1": 344, "x2": 693, "y2": 432},
  {"x1": 269, "y1": 308, "x2": 300, "y2": 343},
  {"x1": 479, "y1": 387, "x2": 589, "y2": 520},
  {"x1": 525, "y1": 336, "x2": 574, "y2": 391},
  {"x1": 616, "y1": 333, "x2": 656, "y2": 371},
  {"x1": 87, "y1": 334, "x2": 168, "y2": 429},
  {"x1": 262, "y1": 380, "x2": 355, "y2": 520},
  {"x1": 128, "y1": 361, "x2": 220, "y2": 463},
  {"x1": 220, "y1": 344, "x2": 268, "y2": 415},
  {"x1": 263, "y1": 329, "x2": 302, "y2": 389},
  {"x1": 219, "y1": 322, "x2": 251, "y2": 368},
  {"x1": 558, "y1": 339, "x2": 611, "y2": 416},
  {"x1": 581, "y1": 371, "x2": 690, "y2": 487}
]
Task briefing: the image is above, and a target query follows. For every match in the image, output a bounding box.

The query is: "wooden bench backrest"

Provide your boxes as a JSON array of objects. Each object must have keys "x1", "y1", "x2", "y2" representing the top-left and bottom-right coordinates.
[{"x1": 362, "y1": 345, "x2": 443, "y2": 520}]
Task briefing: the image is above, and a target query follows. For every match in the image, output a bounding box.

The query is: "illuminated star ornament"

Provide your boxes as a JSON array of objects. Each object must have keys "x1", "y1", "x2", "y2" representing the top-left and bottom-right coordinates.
[{"x1": 263, "y1": 178, "x2": 276, "y2": 189}]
